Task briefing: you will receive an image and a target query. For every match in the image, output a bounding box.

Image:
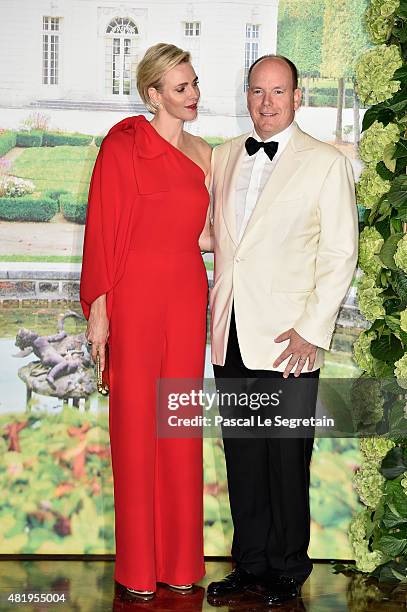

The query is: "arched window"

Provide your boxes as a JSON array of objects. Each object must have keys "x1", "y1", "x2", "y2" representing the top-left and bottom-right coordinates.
[
  {"x1": 106, "y1": 17, "x2": 138, "y2": 36},
  {"x1": 105, "y1": 18, "x2": 139, "y2": 96}
]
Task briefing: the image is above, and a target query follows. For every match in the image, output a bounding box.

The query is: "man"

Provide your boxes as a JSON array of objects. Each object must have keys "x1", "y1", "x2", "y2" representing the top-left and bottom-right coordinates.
[{"x1": 207, "y1": 55, "x2": 358, "y2": 606}]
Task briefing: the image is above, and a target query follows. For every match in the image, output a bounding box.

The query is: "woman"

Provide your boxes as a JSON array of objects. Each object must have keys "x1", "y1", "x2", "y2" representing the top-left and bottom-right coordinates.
[{"x1": 80, "y1": 43, "x2": 213, "y2": 597}]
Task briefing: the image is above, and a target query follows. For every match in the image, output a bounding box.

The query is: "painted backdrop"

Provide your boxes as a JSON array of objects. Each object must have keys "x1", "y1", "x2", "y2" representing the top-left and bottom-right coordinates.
[{"x1": 0, "y1": 0, "x2": 369, "y2": 557}]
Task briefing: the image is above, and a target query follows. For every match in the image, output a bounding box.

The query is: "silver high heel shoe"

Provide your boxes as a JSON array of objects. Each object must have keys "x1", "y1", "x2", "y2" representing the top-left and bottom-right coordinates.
[
  {"x1": 126, "y1": 587, "x2": 155, "y2": 598},
  {"x1": 168, "y1": 583, "x2": 193, "y2": 591}
]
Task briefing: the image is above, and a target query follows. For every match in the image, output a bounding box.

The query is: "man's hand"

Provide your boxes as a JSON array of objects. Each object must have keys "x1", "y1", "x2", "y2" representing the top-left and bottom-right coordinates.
[{"x1": 273, "y1": 328, "x2": 317, "y2": 378}]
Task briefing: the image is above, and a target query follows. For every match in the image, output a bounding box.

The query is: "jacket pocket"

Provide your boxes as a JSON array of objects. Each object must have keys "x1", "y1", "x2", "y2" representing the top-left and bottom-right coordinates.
[{"x1": 270, "y1": 288, "x2": 314, "y2": 294}]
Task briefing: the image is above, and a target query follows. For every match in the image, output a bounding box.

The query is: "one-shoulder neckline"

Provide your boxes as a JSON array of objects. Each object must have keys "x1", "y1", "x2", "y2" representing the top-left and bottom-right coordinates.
[{"x1": 141, "y1": 116, "x2": 206, "y2": 181}]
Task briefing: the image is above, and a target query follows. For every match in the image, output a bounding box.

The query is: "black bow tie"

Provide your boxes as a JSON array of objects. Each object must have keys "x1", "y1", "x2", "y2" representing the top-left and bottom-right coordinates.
[{"x1": 245, "y1": 137, "x2": 279, "y2": 161}]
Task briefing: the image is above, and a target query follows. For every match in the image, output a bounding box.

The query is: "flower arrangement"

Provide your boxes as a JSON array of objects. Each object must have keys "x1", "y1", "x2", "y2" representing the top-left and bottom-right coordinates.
[
  {"x1": 348, "y1": 0, "x2": 407, "y2": 583},
  {"x1": 356, "y1": 275, "x2": 385, "y2": 321},
  {"x1": 359, "y1": 121, "x2": 400, "y2": 164},
  {"x1": 353, "y1": 330, "x2": 377, "y2": 374},
  {"x1": 356, "y1": 165, "x2": 391, "y2": 209},
  {"x1": 365, "y1": 0, "x2": 400, "y2": 43},
  {"x1": 356, "y1": 44, "x2": 402, "y2": 105},
  {"x1": 358, "y1": 226, "x2": 384, "y2": 278}
]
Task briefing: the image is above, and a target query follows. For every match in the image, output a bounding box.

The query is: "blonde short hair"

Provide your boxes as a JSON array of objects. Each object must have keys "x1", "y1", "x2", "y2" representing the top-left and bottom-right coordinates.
[{"x1": 137, "y1": 43, "x2": 191, "y2": 113}]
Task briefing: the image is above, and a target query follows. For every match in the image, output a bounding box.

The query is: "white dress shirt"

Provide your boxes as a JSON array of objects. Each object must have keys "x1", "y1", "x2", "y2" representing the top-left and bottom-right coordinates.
[{"x1": 235, "y1": 122, "x2": 295, "y2": 242}]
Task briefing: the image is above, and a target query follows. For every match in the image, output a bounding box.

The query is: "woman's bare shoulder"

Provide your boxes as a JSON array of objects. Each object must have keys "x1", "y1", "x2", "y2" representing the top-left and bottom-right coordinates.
[
  {"x1": 188, "y1": 133, "x2": 212, "y2": 166},
  {"x1": 183, "y1": 132, "x2": 208, "y2": 150},
  {"x1": 190, "y1": 134, "x2": 212, "y2": 153}
]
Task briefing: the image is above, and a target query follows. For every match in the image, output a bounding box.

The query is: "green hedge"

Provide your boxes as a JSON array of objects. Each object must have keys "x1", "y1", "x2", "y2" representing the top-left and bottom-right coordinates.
[
  {"x1": 60, "y1": 194, "x2": 87, "y2": 224},
  {"x1": 309, "y1": 86, "x2": 354, "y2": 98},
  {"x1": 16, "y1": 130, "x2": 44, "y2": 147},
  {"x1": 95, "y1": 136, "x2": 104, "y2": 147},
  {"x1": 0, "y1": 131, "x2": 17, "y2": 157},
  {"x1": 308, "y1": 93, "x2": 354, "y2": 108},
  {"x1": 42, "y1": 132, "x2": 93, "y2": 147},
  {"x1": 0, "y1": 196, "x2": 59, "y2": 221},
  {"x1": 16, "y1": 131, "x2": 43, "y2": 147}
]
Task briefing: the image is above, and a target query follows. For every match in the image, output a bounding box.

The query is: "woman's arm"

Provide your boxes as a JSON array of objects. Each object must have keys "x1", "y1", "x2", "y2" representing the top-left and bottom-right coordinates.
[
  {"x1": 85, "y1": 294, "x2": 109, "y2": 369},
  {"x1": 199, "y1": 203, "x2": 214, "y2": 252},
  {"x1": 199, "y1": 144, "x2": 214, "y2": 253}
]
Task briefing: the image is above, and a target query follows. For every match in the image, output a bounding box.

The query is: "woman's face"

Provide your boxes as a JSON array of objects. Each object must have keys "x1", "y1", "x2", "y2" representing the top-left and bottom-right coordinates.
[{"x1": 150, "y1": 61, "x2": 200, "y2": 121}]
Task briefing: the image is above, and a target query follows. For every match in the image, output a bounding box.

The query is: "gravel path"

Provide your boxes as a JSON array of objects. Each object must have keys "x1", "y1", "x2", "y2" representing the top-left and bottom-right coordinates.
[
  {"x1": 0, "y1": 220, "x2": 84, "y2": 255},
  {"x1": 2, "y1": 147, "x2": 26, "y2": 163}
]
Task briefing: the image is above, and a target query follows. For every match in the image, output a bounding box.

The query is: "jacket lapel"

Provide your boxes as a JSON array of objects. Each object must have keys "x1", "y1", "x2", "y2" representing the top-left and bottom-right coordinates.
[
  {"x1": 237, "y1": 123, "x2": 315, "y2": 245},
  {"x1": 221, "y1": 133, "x2": 249, "y2": 247}
]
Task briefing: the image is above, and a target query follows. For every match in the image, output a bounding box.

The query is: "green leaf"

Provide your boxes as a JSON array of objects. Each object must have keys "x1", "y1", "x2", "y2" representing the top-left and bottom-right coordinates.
[
  {"x1": 317, "y1": 380, "x2": 354, "y2": 433},
  {"x1": 381, "y1": 447, "x2": 407, "y2": 479},
  {"x1": 393, "y1": 139, "x2": 407, "y2": 160},
  {"x1": 370, "y1": 319, "x2": 386, "y2": 332},
  {"x1": 377, "y1": 201, "x2": 393, "y2": 222},
  {"x1": 390, "y1": 216, "x2": 403, "y2": 233},
  {"x1": 388, "y1": 401, "x2": 407, "y2": 437},
  {"x1": 387, "y1": 175, "x2": 407, "y2": 209},
  {"x1": 392, "y1": 65, "x2": 407, "y2": 81},
  {"x1": 395, "y1": 156, "x2": 407, "y2": 174},
  {"x1": 391, "y1": 568, "x2": 407, "y2": 582},
  {"x1": 394, "y1": 201, "x2": 407, "y2": 221},
  {"x1": 376, "y1": 535, "x2": 407, "y2": 557},
  {"x1": 362, "y1": 105, "x2": 381, "y2": 131},
  {"x1": 396, "y1": 3, "x2": 407, "y2": 20},
  {"x1": 381, "y1": 269, "x2": 391, "y2": 287},
  {"x1": 387, "y1": 88, "x2": 407, "y2": 114},
  {"x1": 376, "y1": 161, "x2": 395, "y2": 181},
  {"x1": 370, "y1": 334, "x2": 404, "y2": 363},
  {"x1": 391, "y1": 270, "x2": 407, "y2": 304},
  {"x1": 379, "y1": 233, "x2": 403, "y2": 270},
  {"x1": 368, "y1": 197, "x2": 385, "y2": 224},
  {"x1": 385, "y1": 314, "x2": 401, "y2": 332},
  {"x1": 393, "y1": 24, "x2": 407, "y2": 42},
  {"x1": 386, "y1": 480, "x2": 407, "y2": 516},
  {"x1": 382, "y1": 506, "x2": 407, "y2": 529},
  {"x1": 372, "y1": 359, "x2": 394, "y2": 379},
  {"x1": 375, "y1": 217, "x2": 392, "y2": 240},
  {"x1": 376, "y1": 107, "x2": 396, "y2": 127},
  {"x1": 384, "y1": 143, "x2": 397, "y2": 172},
  {"x1": 372, "y1": 560, "x2": 407, "y2": 583}
]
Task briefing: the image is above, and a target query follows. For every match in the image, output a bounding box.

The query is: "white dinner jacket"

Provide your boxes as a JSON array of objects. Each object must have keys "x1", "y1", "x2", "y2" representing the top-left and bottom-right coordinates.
[{"x1": 210, "y1": 122, "x2": 359, "y2": 372}]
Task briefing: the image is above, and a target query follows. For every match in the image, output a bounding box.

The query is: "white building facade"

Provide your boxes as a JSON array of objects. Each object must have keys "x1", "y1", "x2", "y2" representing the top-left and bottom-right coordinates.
[{"x1": 0, "y1": 0, "x2": 279, "y2": 116}]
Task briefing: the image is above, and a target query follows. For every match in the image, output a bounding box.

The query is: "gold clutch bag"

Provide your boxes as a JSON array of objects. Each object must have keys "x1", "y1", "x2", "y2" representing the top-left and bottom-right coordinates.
[{"x1": 95, "y1": 345, "x2": 109, "y2": 396}]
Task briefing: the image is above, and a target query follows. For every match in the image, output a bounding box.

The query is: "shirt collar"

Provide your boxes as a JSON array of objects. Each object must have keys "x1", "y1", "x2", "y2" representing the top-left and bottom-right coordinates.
[{"x1": 252, "y1": 121, "x2": 295, "y2": 147}]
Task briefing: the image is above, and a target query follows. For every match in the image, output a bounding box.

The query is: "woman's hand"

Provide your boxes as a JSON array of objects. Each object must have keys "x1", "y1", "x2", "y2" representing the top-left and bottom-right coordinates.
[
  {"x1": 85, "y1": 294, "x2": 109, "y2": 370},
  {"x1": 199, "y1": 204, "x2": 214, "y2": 253}
]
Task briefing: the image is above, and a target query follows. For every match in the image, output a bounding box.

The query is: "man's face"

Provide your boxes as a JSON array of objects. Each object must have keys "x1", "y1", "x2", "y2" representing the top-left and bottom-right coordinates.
[{"x1": 247, "y1": 58, "x2": 302, "y2": 140}]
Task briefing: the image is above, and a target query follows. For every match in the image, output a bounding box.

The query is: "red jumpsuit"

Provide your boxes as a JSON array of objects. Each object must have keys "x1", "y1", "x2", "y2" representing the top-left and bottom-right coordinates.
[{"x1": 80, "y1": 115, "x2": 208, "y2": 590}]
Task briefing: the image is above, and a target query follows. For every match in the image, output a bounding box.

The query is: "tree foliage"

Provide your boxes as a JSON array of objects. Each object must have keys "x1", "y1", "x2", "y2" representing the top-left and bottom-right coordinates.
[
  {"x1": 277, "y1": 0, "x2": 326, "y2": 76},
  {"x1": 321, "y1": 0, "x2": 370, "y2": 79}
]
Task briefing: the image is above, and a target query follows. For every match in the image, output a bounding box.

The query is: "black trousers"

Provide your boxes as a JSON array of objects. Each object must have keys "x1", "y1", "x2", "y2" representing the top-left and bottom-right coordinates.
[{"x1": 213, "y1": 305, "x2": 320, "y2": 583}]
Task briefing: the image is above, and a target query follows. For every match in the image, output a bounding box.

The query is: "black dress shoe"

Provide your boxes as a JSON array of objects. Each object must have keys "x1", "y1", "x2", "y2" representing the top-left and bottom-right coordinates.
[
  {"x1": 262, "y1": 575, "x2": 302, "y2": 605},
  {"x1": 207, "y1": 567, "x2": 260, "y2": 596}
]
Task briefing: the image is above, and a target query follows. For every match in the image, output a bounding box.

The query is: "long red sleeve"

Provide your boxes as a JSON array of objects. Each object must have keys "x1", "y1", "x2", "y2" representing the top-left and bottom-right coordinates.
[{"x1": 80, "y1": 127, "x2": 136, "y2": 320}]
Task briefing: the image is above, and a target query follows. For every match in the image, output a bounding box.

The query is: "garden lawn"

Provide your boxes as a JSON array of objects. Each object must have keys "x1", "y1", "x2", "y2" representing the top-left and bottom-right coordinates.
[
  {"x1": 0, "y1": 254, "x2": 82, "y2": 263},
  {"x1": 11, "y1": 145, "x2": 98, "y2": 199}
]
